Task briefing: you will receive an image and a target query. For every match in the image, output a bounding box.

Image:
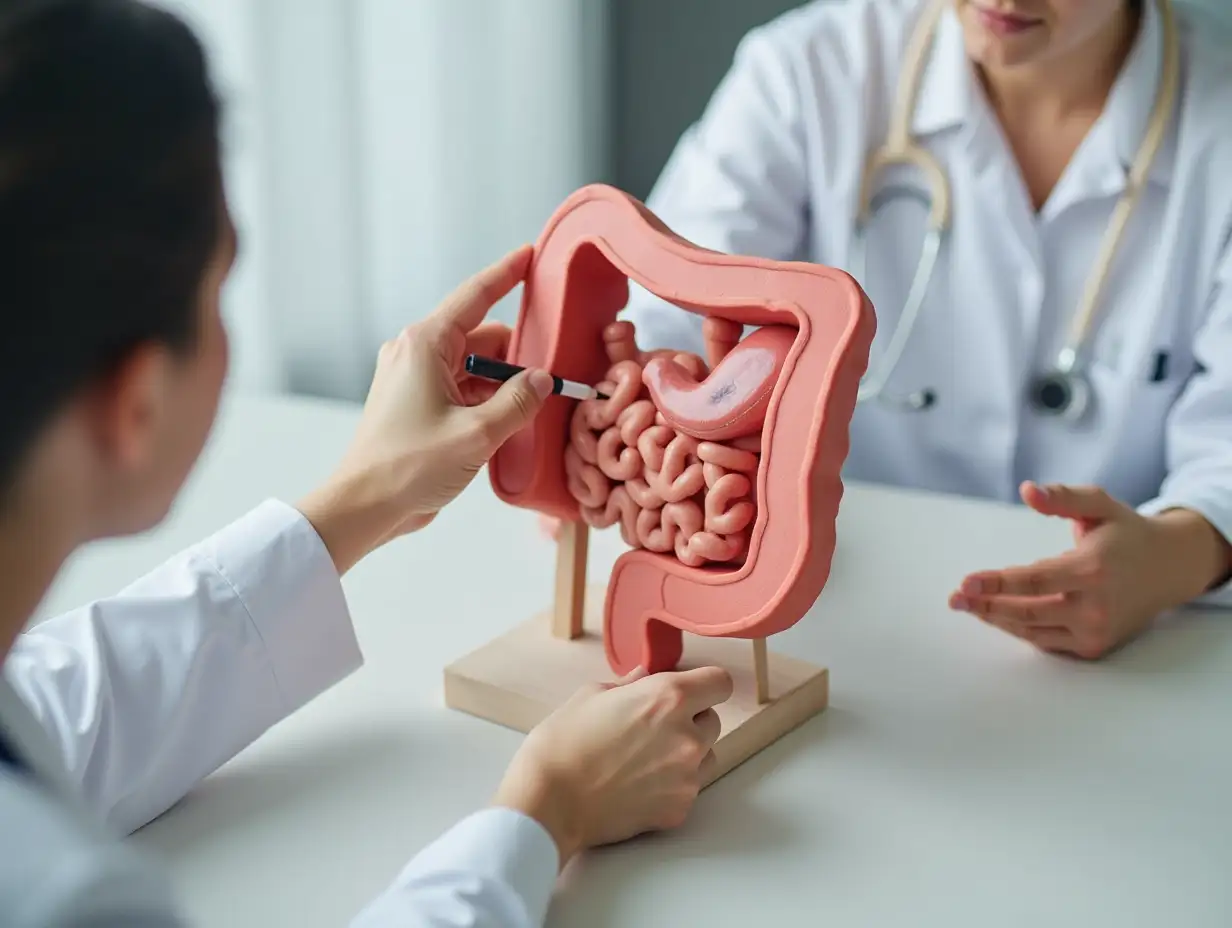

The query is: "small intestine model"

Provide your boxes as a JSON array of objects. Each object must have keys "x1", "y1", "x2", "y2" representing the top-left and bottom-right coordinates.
[{"x1": 564, "y1": 319, "x2": 793, "y2": 568}]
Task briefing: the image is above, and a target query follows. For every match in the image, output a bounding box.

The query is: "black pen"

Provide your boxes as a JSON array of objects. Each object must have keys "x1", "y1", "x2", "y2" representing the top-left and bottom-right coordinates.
[{"x1": 464, "y1": 354, "x2": 609, "y2": 401}]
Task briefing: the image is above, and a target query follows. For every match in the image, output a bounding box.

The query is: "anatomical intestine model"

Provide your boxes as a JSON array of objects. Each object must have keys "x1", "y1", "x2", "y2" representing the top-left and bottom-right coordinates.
[
  {"x1": 444, "y1": 183, "x2": 874, "y2": 787},
  {"x1": 564, "y1": 318, "x2": 789, "y2": 570},
  {"x1": 483, "y1": 183, "x2": 876, "y2": 677}
]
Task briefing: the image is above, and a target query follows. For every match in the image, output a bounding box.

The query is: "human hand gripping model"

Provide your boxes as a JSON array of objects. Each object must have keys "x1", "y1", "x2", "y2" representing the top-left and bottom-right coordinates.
[
  {"x1": 298, "y1": 245, "x2": 733, "y2": 864},
  {"x1": 950, "y1": 481, "x2": 1231, "y2": 658},
  {"x1": 299, "y1": 244, "x2": 554, "y2": 572}
]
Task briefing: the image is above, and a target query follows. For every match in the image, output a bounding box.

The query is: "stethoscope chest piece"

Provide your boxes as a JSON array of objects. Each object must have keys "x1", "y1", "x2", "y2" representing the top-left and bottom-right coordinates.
[{"x1": 1028, "y1": 368, "x2": 1092, "y2": 423}]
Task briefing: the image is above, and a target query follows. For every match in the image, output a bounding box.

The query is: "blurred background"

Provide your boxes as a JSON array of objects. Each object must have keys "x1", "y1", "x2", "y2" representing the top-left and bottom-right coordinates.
[{"x1": 157, "y1": 0, "x2": 1229, "y2": 404}]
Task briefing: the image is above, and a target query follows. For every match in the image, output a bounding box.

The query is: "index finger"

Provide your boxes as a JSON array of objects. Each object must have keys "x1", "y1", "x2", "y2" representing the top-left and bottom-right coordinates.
[
  {"x1": 961, "y1": 552, "x2": 1102, "y2": 597},
  {"x1": 465, "y1": 321, "x2": 512, "y2": 362},
  {"x1": 429, "y1": 244, "x2": 534, "y2": 335},
  {"x1": 671, "y1": 665, "x2": 735, "y2": 715}
]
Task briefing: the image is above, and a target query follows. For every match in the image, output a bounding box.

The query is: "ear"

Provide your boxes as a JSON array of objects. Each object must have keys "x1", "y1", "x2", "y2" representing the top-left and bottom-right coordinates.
[{"x1": 87, "y1": 343, "x2": 171, "y2": 473}]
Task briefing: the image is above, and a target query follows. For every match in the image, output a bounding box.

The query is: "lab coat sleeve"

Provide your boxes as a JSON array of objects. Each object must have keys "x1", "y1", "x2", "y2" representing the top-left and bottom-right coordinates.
[
  {"x1": 350, "y1": 808, "x2": 560, "y2": 928},
  {"x1": 622, "y1": 24, "x2": 812, "y2": 357},
  {"x1": 31, "y1": 862, "x2": 186, "y2": 928},
  {"x1": 11, "y1": 840, "x2": 188, "y2": 928},
  {"x1": 3, "y1": 498, "x2": 363, "y2": 837},
  {"x1": 1137, "y1": 229, "x2": 1232, "y2": 606},
  {"x1": 1, "y1": 760, "x2": 190, "y2": 928}
]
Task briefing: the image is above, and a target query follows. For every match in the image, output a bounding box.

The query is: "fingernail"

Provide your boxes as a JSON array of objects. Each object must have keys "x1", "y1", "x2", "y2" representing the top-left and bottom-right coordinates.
[
  {"x1": 528, "y1": 369, "x2": 553, "y2": 398},
  {"x1": 961, "y1": 578, "x2": 983, "y2": 595},
  {"x1": 951, "y1": 594, "x2": 969, "y2": 611}
]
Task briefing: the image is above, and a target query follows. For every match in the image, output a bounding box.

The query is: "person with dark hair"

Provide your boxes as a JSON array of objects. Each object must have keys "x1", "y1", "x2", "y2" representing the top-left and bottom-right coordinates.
[{"x1": 0, "y1": 1, "x2": 732, "y2": 925}]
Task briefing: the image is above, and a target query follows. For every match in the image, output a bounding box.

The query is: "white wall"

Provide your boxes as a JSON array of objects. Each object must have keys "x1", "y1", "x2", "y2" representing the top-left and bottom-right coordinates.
[
  {"x1": 155, "y1": 0, "x2": 283, "y2": 394},
  {"x1": 153, "y1": 0, "x2": 610, "y2": 401},
  {"x1": 1184, "y1": 0, "x2": 1232, "y2": 26},
  {"x1": 355, "y1": 1, "x2": 611, "y2": 360}
]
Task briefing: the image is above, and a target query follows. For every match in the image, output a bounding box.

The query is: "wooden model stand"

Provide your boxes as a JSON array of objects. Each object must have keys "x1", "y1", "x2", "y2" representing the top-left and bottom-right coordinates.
[{"x1": 445, "y1": 522, "x2": 829, "y2": 788}]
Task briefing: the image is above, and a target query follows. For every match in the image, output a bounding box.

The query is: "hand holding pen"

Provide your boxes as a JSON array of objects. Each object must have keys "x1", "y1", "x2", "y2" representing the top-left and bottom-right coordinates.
[{"x1": 465, "y1": 354, "x2": 609, "y2": 401}]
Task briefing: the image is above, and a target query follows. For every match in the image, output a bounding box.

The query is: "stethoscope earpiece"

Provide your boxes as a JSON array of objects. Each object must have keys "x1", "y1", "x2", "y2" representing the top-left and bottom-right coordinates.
[
  {"x1": 900, "y1": 388, "x2": 936, "y2": 411},
  {"x1": 856, "y1": 384, "x2": 936, "y2": 412}
]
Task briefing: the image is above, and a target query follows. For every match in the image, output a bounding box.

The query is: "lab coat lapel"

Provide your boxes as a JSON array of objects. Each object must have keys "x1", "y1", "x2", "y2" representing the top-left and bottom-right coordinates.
[
  {"x1": 913, "y1": 5, "x2": 1036, "y2": 407},
  {"x1": 1042, "y1": 0, "x2": 1176, "y2": 223},
  {"x1": 910, "y1": 4, "x2": 971, "y2": 138}
]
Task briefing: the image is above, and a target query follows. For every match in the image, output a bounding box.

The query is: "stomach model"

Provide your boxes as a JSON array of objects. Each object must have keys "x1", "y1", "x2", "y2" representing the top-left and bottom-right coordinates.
[{"x1": 564, "y1": 319, "x2": 793, "y2": 568}]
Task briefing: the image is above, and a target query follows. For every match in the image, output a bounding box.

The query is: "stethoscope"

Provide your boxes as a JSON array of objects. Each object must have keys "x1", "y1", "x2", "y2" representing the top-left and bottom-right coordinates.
[{"x1": 850, "y1": 0, "x2": 1179, "y2": 421}]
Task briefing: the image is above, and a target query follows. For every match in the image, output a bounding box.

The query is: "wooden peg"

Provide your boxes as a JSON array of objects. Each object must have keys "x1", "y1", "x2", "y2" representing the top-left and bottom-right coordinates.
[
  {"x1": 753, "y1": 637, "x2": 770, "y2": 704},
  {"x1": 552, "y1": 520, "x2": 588, "y2": 639}
]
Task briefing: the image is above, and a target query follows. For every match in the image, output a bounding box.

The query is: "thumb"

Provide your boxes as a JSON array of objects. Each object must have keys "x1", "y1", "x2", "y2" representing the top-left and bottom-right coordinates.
[
  {"x1": 602, "y1": 666, "x2": 648, "y2": 690},
  {"x1": 1021, "y1": 481, "x2": 1126, "y2": 521},
  {"x1": 469, "y1": 368, "x2": 553, "y2": 450}
]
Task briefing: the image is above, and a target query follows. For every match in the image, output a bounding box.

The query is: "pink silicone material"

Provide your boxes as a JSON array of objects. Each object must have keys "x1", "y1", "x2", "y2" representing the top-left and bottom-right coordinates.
[
  {"x1": 642, "y1": 324, "x2": 796, "y2": 442},
  {"x1": 489, "y1": 183, "x2": 876, "y2": 675},
  {"x1": 563, "y1": 319, "x2": 776, "y2": 568}
]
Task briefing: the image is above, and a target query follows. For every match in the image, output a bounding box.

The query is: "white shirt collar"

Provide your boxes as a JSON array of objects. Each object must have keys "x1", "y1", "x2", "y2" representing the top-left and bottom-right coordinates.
[
  {"x1": 911, "y1": 0, "x2": 1176, "y2": 185},
  {"x1": 910, "y1": 4, "x2": 970, "y2": 137}
]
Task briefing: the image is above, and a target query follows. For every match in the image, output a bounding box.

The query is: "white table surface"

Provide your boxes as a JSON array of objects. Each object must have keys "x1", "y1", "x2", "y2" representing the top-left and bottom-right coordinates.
[{"x1": 36, "y1": 391, "x2": 1232, "y2": 927}]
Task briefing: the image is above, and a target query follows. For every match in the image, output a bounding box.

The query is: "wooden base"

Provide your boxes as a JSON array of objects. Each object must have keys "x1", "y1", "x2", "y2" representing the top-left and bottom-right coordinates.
[{"x1": 444, "y1": 585, "x2": 828, "y2": 788}]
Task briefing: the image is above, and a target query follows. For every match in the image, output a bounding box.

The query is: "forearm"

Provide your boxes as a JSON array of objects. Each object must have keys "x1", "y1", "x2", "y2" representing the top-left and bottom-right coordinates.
[
  {"x1": 5, "y1": 500, "x2": 362, "y2": 835},
  {"x1": 1148, "y1": 507, "x2": 1232, "y2": 602},
  {"x1": 298, "y1": 467, "x2": 403, "y2": 576},
  {"x1": 350, "y1": 809, "x2": 560, "y2": 928},
  {"x1": 1143, "y1": 234, "x2": 1232, "y2": 608}
]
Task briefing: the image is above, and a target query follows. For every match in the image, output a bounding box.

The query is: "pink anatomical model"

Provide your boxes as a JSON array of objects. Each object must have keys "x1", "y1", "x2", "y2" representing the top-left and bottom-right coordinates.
[
  {"x1": 489, "y1": 183, "x2": 876, "y2": 675},
  {"x1": 564, "y1": 319, "x2": 794, "y2": 568}
]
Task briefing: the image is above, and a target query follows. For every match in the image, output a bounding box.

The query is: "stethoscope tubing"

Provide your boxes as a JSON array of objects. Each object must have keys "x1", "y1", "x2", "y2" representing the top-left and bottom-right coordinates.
[
  {"x1": 851, "y1": 0, "x2": 1178, "y2": 418},
  {"x1": 851, "y1": 185, "x2": 943, "y2": 405}
]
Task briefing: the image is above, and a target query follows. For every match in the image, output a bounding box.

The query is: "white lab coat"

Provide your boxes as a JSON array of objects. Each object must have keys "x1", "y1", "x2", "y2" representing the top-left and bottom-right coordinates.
[
  {"x1": 0, "y1": 500, "x2": 558, "y2": 926},
  {"x1": 622, "y1": 0, "x2": 1232, "y2": 602}
]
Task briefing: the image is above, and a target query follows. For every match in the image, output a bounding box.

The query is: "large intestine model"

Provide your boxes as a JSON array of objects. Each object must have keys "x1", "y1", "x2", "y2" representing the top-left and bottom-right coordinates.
[
  {"x1": 564, "y1": 318, "x2": 790, "y2": 569},
  {"x1": 488, "y1": 183, "x2": 876, "y2": 676}
]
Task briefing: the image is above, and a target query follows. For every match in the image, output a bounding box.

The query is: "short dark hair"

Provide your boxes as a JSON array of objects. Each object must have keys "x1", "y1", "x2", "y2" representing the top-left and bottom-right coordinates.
[{"x1": 0, "y1": 0, "x2": 222, "y2": 493}]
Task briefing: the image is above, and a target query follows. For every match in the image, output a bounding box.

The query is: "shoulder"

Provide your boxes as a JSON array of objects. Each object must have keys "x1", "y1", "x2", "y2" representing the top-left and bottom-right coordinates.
[
  {"x1": 1173, "y1": 3, "x2": 1232, "y2": 258},
  {"x1": 725, "y1": 0, "x2": 928, "y2": 107},
  {"x1": 0, "y1": 772, "x2": 179, "y2": 925},
  {"x1": 740, "y1": 0, "x2": 923, "y2": 57}
]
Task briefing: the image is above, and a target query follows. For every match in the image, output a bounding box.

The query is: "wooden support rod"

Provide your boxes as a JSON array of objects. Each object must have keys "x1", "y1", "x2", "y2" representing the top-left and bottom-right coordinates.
[
  {"x1": 552, "y1": 520, "x2": 588, "y2": 639},
  {"x1": 753, "y1": 638, "x2": 770, "y2": 704}
]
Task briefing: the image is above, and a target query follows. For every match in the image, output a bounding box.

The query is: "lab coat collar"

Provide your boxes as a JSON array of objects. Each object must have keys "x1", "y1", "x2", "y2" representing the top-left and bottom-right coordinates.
[
  {"x1": 911, "y1": 5, "x2": 971, "y2": 137},
  {"x1": 1101, "y1": 0, "x2": 1176, "y2": 185},
  {"x1": 911, "y1": 1, "x2": 1177, "y2": 185}
]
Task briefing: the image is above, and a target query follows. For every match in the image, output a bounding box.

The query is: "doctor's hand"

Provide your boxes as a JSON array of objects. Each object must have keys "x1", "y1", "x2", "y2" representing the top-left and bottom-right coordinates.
[
  {"x1": 492, "y1": 664, "x2": 733, "y2": 867},
  {"x1": 299, "y1": 245, "x2": 553, "y2": 574},
  {"x1": 949, "y1": 482, "x2": 1230, "y2": 659}
]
